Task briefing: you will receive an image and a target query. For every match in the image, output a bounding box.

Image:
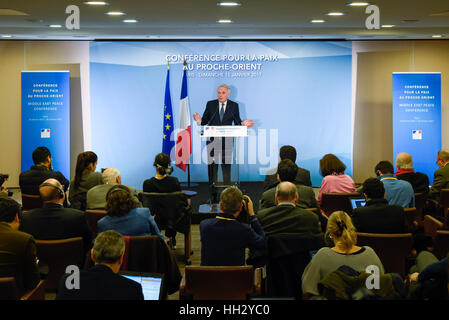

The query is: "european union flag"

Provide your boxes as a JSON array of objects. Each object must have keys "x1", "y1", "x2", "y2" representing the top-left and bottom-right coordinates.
[{"x1": 162, "y1": 65, "x2": 175, "y2": 159}]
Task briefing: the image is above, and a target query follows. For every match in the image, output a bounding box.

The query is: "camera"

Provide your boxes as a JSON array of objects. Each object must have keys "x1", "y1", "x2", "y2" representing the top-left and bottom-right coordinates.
[{"x1": 237, "y1": 195, "x2": 251, "y2": 224}]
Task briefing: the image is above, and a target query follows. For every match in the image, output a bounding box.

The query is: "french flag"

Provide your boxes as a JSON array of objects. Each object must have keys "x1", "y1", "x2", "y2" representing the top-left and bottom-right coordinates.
[{"x1": 176, "y1": 60, "x2": 192, "y2": 171}]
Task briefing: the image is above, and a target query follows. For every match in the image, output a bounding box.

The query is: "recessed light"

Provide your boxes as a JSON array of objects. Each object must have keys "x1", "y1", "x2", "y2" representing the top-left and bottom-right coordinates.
[
  {"x1": 326, "y1": 12, "x2": 345, "y2": 16},
  {"x1": 217, "y1": 2, "x2": 241, "y2": 6},
  {"x1": 381, "y1": 25, "x2": 396, "y2": 28},
  {"x1": 217, "y1": 19, "x2": 233, "y2": 23},
  {"x1": 84, "y1": 1, "x2": 109, "y2": 5},
  {"x1": 105, "y1": 11, "x2": 126, "y2": 16},
  {"x1": 49, "y1": 24, "x2": 62, "y2": 28},
  {"x1": 346, "y1": 2, "x2": 370, "y2": 6},
  {"x1": 432, "y1": 35, "x2": 443, "y2": 38},
  {"x1": 310, "y1": 19, "x2": 326, "y2": 23},
  {"x1": 123, "y1": 19, "x2": 138, "y2": 23}
]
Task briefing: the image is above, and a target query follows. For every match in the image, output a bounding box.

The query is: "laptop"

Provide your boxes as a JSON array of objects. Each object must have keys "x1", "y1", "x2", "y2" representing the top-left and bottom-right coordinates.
[
  {"x1": 120, "y1": 271, "x2": 166, "y2": 300},
  {"x1": 349, "y1": 197, "x2": 367, "y2": 210}
]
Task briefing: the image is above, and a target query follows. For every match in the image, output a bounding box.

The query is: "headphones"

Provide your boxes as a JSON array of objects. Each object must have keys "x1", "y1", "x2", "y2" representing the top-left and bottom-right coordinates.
[
  {"x1": 156, "y1": 163, "x2": 173, "y2": 175},
  {"x1": 39, "y1": 182, "x2": 65, "y2": 199},
  {"x1": 106, "y1": 185, "x2": 131, "y2": 200}
]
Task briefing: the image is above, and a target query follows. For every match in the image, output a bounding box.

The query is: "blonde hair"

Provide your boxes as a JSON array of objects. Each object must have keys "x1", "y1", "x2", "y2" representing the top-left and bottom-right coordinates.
[{"x1": 325, "y1": 211, "x2": 357, "y2": 253}]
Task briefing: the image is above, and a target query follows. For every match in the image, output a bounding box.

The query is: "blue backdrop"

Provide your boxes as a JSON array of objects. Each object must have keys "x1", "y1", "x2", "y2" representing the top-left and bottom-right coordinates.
[
  {"x1": 89, "y1": 41, "x2": 353, "y2": 189},
  {"x1": 393, "y1": 72, "x2": 441, "y2": 184},
  {"x1": 21, "y1": 71, "x2": 70, "y2": 182}
]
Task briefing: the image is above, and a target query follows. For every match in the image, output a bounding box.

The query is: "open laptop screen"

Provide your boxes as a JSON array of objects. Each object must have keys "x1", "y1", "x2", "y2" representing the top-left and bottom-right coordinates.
[
  {"x1": 120, "y1": 272, "x2": 165, "y2": 300},
  {"x1": 350, "y1": 198, "x2": 366, "y2": 210}
]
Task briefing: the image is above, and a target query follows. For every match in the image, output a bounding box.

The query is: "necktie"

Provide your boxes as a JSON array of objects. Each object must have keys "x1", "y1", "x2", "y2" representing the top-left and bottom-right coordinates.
[{"x1": 219, "y1": 103, "x2": 225, "y2": 122}]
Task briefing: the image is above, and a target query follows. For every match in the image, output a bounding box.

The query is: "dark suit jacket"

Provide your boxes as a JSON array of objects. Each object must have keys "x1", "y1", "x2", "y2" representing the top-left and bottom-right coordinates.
[
  {"x1": 19, "y1": 165, "x2": 69, "y2": 194},
  {"x1": 396, "y1": 172, "x2": 429, "y2": 194},
  {"x1": 56, "y1": 264, "x2": 143, "y2": 300},
  {"x1": 351, "y1": 198, "x2": 408, "y2": 234},
  {"x1": 200, "y1": 214, "x2": 266, "y2": 266},
  {"x1": 256, "y1": 204, "x2": 322, "y2": 237},
  {"x1": 0, "y1": 222, "x2": 40, "y2": 296},
  {"x1": 429, "y1": 164, "x2": 449, "y2": 201},
  {"x1": 200, "y1": 99, "x2": 242, "y2": 126},
  {"x1": 20, "y1": 203, "x2": 92, "y2": 252},
  {"x1": 260, "y1": 184, "x2": 318, "y2": 210},
  {"x1": 263, "y1": 166, "x2": 312, "y2": 191}
]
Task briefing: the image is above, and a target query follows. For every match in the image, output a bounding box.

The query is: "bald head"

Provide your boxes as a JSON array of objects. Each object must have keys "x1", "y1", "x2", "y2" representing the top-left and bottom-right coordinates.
[
  {"x1": 395, "y1": 152, "x2": 413, "y2": 170},
  {"x1": 39, "y1": 178, "x2": 64, "y2": 203},
  {"x1": 103, "y1": 168, "x2": 121, "y2": 184},
  {"x1": 275, "y1": 181, "x2": 298, "y2": 204}
]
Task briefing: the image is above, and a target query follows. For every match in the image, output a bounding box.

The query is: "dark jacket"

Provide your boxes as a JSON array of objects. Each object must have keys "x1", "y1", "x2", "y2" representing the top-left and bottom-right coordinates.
[
  {"x1": 264, "y1": 166, "x2": 312, "y2": 191},
  {"x1": 20, "y1": 203, "x2": 92, "y2": 253},
  {"x1": 0, "y1": 222, "x2": 40, "y2": 297},
  {"x1": 351, "y1": 198, "x2": 408, "y2": 234},
  {"x1": 19, "y1": 165, "x2": 69, "y2": 195},
  {"x1": 56, "y1": 264, "x2": 143, "y2": 300},
  {"x1": 396, "y1": 171, "x2": 429, "y2": 194},
  {"x1": 201, "y1": 99, "x2": 242, "y2": 126},
  {"x1": 257, "y1": 203, "x2": 321, "y2": 236},
  {"x1": 200, "y1": 213, "x2": 266, "y2": 266}
]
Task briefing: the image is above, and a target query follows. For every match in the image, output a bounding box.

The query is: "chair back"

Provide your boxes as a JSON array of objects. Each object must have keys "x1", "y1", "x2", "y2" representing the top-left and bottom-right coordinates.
[
  {"x1": 423, "y1": 215, "x2": 444, "y2": 238},
  {"x1": 35, "y1": 237, "x2": 84, "y2": 291},
  {"x1": 414, "y1": 192, "x2": 428, "y2": 224},
  {"x1": 85, "y1": 209, "x2": 107, "y2": 237},
  {"x1": 404, "y1": 207, "x2": 420, "y2": 232},
  {"x1": 320, "y1": 192, "x2": 361, "y2": 217},
  {"x1": 356, "y1": 232, "x2": 413, "y2": 277},
  {"x1": 181, "y1": 266, "x2": 260, "y2": 300},
  {"x1": 440, "y1": 189, "x2": 449, "y2": 226},
  {"x1": 0, "y1": 277, "x2": 18, "y2": 300},
  {"x1": 139, "y1": 192, "x2": 192, "y2": 234},
  {"x1": 21, "y1": 194, "x2": 43, "y2": 211},
  {"x1": 434, "y1": 230, "x2": 449, "y2": 260}
]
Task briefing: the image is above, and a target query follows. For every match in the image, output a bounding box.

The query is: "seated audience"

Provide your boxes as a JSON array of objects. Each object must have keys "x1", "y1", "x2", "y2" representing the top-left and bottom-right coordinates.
[
  {"x1": 351, "y1": 178, "x2": 408, "y2": 233},
  {"x1": 264, "y1": 145, "x2": 312, "y2": 191},
  {"x1": 257, "y1": 181, "x2": 322, "y2": 236},
  {"x1": 200, "y1": 186, "x2": 266, "y2": 266},
  {"x1": 260, "y1": 159, "x2": 318, "y2": 210},
  {"x1": 20, "y1": 178, "x2": 92, "y2": 253},
  {"x1": 56, "y1": 230, "x2": 144, "y2": 300},
  {"x1": 143, "y1": 153, "x2": 181, "y2": 193},
  {"x1": 395, "y1": 152, "x2": 429, "y2": 194},
  {"x1": 408, "y1": 251, "x2": 448, "y2": 300},
  {"x1": 317, "y1": 154, "x2": 356, "y2": 205},
  {"x1": 68, "y1": 151, "x2": 103, "y2": 210},
  {"x1": 97, "y1": 185, "x2": 164, "y2": 239},
  {"x1": 429, "y1": 149, "x2": 449, "y2": 202},
  {"x1": 87, "y1": 167, "x2": 140, "y2": 210},
  {"x1": 0, "y1": 198, "x2": 40, "y2": 297},
  {"x1": 375, "y1": 160, "x2": 415, "y2": 208},
  {"x1": 301, "y1": 211, "x2": 384, "y2": 297},
  {"x1": 19, "y1": 146, "x2": 69, "y2": 195}
]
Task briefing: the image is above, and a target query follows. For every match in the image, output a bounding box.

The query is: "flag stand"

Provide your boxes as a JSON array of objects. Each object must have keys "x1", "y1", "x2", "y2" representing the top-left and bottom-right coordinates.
[{"x1": 180, "y1": 164, "x2": 198, "y2": 188}]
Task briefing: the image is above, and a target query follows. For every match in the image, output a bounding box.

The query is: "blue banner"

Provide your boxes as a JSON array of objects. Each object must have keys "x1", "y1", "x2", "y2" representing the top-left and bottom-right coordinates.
[
  {"x1": 21, "y1": 71, "x2": 70, "y2": 179},
  {"x1": 393, "y1": 73, "x2": 441, "y2": 184}
]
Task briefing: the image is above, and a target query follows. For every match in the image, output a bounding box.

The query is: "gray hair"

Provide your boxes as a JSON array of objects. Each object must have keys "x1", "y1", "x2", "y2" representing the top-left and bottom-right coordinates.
[
  {"x1": 92, "y1": 230, "x2": 125, "y2": 264},
  {"x1": 218, "y1": 84, "x2": 230, "y2": 92},
  {"x1": 275, "y1": 181, "x2": 298, "y2": 201},
  {"x1": 395, "y1": 152, "x2": 413, "y2": 169},
  {"x1": 220, "y1": 186, "x2": 243, "y2": 214},
  {"x1": 102, "y1": 168, "x2": 121, "y2": 183},
  {"x1": 438, "y1": 150, "x2": 449, "y2": 162}
]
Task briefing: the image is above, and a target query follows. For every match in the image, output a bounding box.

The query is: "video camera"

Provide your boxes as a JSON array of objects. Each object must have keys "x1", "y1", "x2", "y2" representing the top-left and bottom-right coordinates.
[{"x1": 0, "y1": 174, "x2": 13, "y2": 197}]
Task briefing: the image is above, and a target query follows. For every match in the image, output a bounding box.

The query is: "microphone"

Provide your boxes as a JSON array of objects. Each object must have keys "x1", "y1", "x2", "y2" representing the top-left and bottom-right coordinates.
[
  {"x1": 206, "y1": 108, "x2": 219, "y2": 126},
  {"x1": 228, "y1": 104, "x2": 242, "y2": 125}
]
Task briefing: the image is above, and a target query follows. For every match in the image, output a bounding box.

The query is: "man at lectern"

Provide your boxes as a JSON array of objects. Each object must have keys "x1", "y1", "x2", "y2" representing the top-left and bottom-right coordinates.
[{"x1": 193, "y1": 84, "x2": 253, "y2": 188}]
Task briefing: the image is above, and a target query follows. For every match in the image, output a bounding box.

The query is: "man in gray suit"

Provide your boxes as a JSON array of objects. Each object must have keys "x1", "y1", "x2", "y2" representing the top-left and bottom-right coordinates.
[
  {"x1": 86, "y1": 168, "x2": 141, "y2": 210},
  {"x1": 260, "y1": 159, "x2": 317, "y2": 210},
  {"x1": 257, "y1": 182, "x2": 322, "y2": 236}
]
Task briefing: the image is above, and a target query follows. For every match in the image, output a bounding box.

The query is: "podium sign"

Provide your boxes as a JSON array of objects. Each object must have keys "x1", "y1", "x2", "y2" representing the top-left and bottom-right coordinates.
[{"x1": 201, "y1": 125, "x2": 248, "y2": 137}]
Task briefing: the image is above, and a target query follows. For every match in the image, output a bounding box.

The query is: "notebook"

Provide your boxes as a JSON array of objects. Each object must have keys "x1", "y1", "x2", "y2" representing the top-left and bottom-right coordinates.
[{"x1": 120, "y1": 271, "x2": 165, "y2": 300}]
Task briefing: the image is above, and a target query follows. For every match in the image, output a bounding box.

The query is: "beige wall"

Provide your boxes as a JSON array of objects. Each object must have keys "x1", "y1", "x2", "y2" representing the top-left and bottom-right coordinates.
[{"x1": 0, "y1": 40, "x2": 448, "y2": 187}]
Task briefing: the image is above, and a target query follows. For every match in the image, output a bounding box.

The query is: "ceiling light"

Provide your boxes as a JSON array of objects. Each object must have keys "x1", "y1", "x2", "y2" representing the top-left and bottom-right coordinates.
[
  {"x1": 123, "y1": 19, "x2": 138, "y2": 23},
  {"x1": 310, "y1": 20, "x2": 326, "y2": 23},
  {"x1": 105, "y1": 11, "x2": 126, "y2": 16},
  {"x1": 346, "y1": 2, "x2": 369, "y2": 6},
  {"x1": 326, "y1": 12, "x2": 345, "y2": 16},
  {"x1": 381, "y1": 25, "x2": 395, "y2": 28},
  {"x1": 217, "y1": 19, "x2": 233, "y2": 23},
  {"x1": 1, "y1": 35, "x2": 12, "y2": 38},
  {"x1": 432, "y1": 35, "x2": 443, "y2": 38},
  {"x1": 217, "y1": 2, "x2": 241, "y2": 6},
  {"x1": 49, "y1": 24, "x2": 62, "y2": 28},
  {"x1": 84, "y1": 1, "x2": 109, "y2": 5}
]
